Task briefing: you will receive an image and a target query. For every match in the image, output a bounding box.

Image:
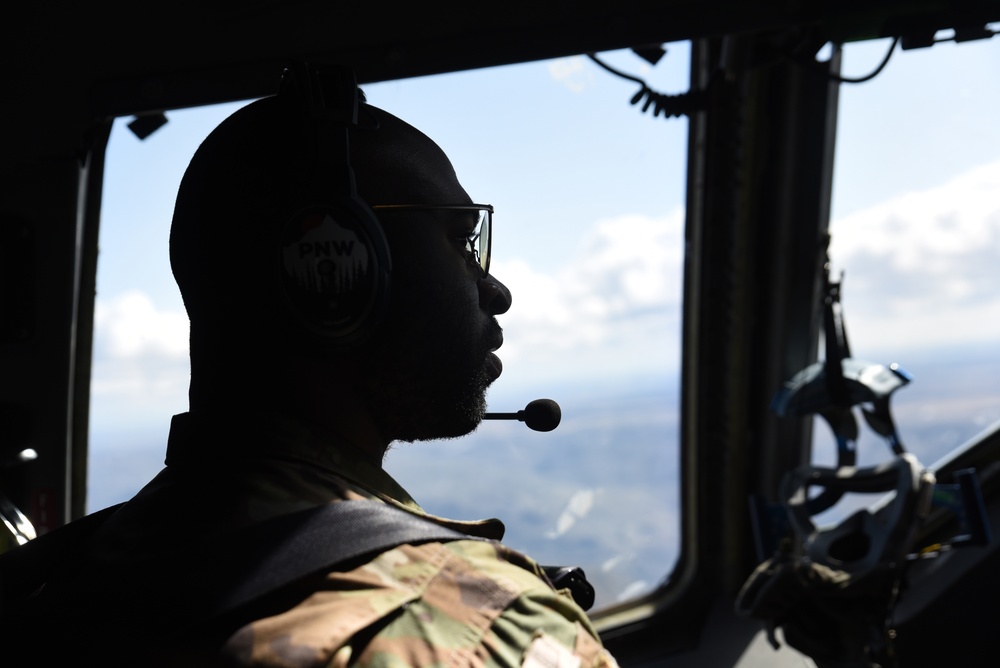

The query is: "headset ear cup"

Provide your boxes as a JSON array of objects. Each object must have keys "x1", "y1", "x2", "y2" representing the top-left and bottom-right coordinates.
[{"x1": 277, "y1": 196, "x2": 391, "y2": 347}]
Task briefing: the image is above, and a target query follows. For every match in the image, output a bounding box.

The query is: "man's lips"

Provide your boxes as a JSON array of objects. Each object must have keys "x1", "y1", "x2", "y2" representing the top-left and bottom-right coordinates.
[
  {"x1": 486, "y1": 326, "x2": 503, "y2": 379},
  {"x1": 485, "y1": 351, "x2": 503, "y2": 379}
]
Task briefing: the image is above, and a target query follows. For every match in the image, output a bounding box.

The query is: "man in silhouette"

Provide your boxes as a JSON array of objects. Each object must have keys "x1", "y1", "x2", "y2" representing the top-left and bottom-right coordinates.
[{"x1": 24, "y1": 66, "x2": 618, "y2": 667}]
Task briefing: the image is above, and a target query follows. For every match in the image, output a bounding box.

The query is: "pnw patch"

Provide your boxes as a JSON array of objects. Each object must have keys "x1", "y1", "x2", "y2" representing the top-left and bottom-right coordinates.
[
  {"x1": 279, "y1": 209, "x2": 377, "y2": 333},
  {"x1": 282, "y1": 211, "x2": 370, "y2": 296}
]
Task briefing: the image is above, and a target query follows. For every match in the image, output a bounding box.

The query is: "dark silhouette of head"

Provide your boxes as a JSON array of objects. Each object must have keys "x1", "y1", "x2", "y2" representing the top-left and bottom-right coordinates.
[{"x1": 169, "y1": 74, "x2": 511, "y2": 459}]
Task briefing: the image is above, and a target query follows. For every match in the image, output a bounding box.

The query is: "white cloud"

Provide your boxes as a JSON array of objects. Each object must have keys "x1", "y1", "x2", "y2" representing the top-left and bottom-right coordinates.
[
  {"x1": 91, "y1": 291, "x2": 190, "y2": 429},
  {"x1": 493, "y1": 209, "x2": 684, "y2": 384},
  {"x1": 94, "y1": 290, "x2": 188, "y2": 359},
  {"x1": 829, "y1": 159, "x2": 1000, "y2": 352},
  {"x1": 547, "y1": 56, "x2": 594, "y2": 94},
  {"x1": 490, "y1": 160, "x2": 1000, "y2": 387},
  {"x1": 832, "y1": 160, "x2": 1000, "y2": 268}
]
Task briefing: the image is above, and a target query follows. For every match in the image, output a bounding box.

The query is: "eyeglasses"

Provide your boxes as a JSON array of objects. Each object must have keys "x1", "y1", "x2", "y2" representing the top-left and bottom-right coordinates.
[{"x1": 371, "y1": 204, "x2": 493, "y2": 276}]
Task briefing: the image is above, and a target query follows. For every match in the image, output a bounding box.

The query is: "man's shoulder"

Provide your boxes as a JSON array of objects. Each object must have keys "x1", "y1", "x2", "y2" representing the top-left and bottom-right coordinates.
[
  {"x1": 354, "y1": 540, "x2": 619, "y2": 667},
  {"x1": 221, "y1": 539, "x2": 524, "y2": 659},
  {"x1": 222, "y1": 538, "x2": 618, "y2": 667}
]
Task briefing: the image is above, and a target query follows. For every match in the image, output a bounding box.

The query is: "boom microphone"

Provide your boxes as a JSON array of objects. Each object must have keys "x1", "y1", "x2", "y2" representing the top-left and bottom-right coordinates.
[{"x1": 483, "y1": 399, "x2": 561, "y2": 432}]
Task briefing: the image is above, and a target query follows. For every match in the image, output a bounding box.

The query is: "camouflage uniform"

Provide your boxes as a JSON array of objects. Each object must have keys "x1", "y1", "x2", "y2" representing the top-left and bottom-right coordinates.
[{"x1": 82, "y1": 412, "x2": 620, "y2": 667}]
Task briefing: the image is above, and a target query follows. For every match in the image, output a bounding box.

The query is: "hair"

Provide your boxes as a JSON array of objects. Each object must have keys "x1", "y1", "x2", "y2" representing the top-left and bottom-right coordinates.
[{"x1": 170, "y1": 96, "x2": 306, "y2": 380}]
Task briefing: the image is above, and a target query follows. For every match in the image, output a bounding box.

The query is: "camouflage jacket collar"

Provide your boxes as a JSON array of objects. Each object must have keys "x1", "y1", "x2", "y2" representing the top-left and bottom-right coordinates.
[{"x1": 164, "y1": 411, "x2": 505, "y2": 540}]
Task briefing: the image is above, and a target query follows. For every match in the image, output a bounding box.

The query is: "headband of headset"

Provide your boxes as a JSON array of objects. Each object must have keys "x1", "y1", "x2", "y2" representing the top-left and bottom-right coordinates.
[{"x1": 274, "y1": 62, "x2": 391, "y2": 347}]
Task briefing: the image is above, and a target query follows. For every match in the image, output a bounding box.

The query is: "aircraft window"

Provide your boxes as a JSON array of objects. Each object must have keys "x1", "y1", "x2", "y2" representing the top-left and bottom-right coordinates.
[
  {"x1": 88, "y1": 45, "x2": 691, "y2": 611},
  {"x1": 809, "y1": 34, "x2": 1000, "y2": 523}
]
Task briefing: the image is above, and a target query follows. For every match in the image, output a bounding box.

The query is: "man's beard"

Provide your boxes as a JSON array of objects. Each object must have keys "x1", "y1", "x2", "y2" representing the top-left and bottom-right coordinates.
[{"x1": 360, "y1": 317, "x2": 499, "y2": 444}]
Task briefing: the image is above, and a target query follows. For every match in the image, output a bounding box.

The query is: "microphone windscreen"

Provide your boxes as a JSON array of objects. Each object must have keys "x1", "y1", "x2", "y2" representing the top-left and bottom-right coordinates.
[{"x1": 523, "y1": 399, "x2": 561, "y2": 432}]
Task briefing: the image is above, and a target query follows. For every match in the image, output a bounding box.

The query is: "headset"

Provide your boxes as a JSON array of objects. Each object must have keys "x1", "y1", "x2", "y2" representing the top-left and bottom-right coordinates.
[{"x1": 273, "y1": 61, "x2": 391, "y2": 347}]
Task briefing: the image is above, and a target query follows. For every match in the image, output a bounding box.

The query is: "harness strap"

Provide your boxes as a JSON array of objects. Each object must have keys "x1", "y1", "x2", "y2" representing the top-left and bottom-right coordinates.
[{"x1": 2, "y1": 499, "x2": 595, "y2": 625}]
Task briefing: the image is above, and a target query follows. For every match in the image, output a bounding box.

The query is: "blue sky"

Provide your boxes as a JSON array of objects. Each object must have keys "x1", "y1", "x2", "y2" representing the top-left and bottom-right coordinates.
[{"x1": 88, "y1": 35, "x2": 1000, "y2": 607}]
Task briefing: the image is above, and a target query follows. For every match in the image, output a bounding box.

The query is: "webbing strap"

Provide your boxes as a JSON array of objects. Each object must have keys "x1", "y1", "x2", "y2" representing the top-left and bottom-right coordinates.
[
  {"x1": 0, "y1": 500, "x2": 474, "y2": 620},
  {"x1": 209, "y1": 500, "x2": 474, "y2": 616},
  {"x1": 5, "y1": 497, "x2": 593, "y2": 666}
]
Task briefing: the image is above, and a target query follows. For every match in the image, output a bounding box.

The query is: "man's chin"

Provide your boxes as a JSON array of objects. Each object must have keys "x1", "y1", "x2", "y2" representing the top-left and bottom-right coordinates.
[
  {"x1": 393, "y1": 414, "x2": 481, "y2": 443},
  {"x1": 373, "y1": 364, "x2": 491, "y2": 444},
  {"x1": 414, "y1": 396, "x2": 488, "y2": 442}
]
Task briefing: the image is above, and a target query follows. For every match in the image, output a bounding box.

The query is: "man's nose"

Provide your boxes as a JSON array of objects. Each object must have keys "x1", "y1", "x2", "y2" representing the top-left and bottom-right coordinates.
[{"x1": 479, "y1": 274, "x2": 512, "y2": 315}]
